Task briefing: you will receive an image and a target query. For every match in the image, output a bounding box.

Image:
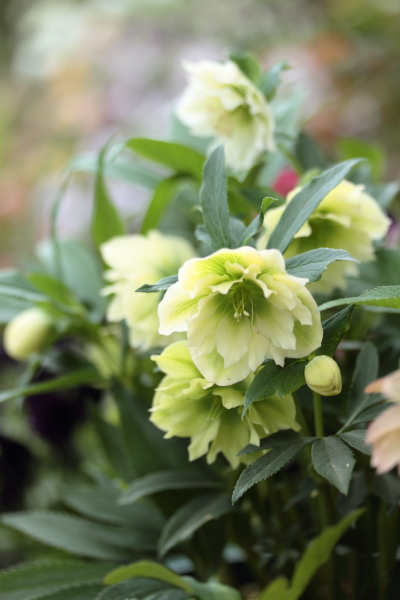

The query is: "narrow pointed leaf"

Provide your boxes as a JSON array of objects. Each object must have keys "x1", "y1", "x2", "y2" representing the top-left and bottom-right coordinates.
[
  {"x1": 318, "y1": 306, "x2": 355, "y2": 357},
  {"x1": 140, "y1": 176, "x2": 183, "y2": 234},
  {"x1": 136, "y1": 275, "x2": 178, "y2": 294},
  {"x1": 267, "y1": 159, "x2": 362, "y2": 253},
  {"x1": 127, "y1": 138, "x2": 204, "y2": 180},
  {"x1": 238, "y1": 197, "x2": 276, "y2": 246},
  {"x1": 318, "y1": 285, "x2": 400, "y2": 312},
  {"x1": 104, "y1": 561, "x2": 192, "y2": 592},
  {"x1": 285, "y1": 249, "x2": 357, "y2": 283}
]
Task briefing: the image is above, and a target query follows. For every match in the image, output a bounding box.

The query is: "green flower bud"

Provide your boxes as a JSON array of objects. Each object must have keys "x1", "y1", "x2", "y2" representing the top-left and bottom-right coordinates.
[
  {"x1": 305, "y1": 355, "x2": 342, "y2": 396},
  {"x1": 3, "y1": 308, "x2": 54, "y2": 361}
]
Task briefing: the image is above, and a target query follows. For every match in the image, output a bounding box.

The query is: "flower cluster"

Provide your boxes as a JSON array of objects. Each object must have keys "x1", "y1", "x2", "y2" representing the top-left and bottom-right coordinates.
[
  {"x1": 177, "y1": 60, "x2": 275, "y2": 173},
  {"x1": 158, "y1": 247, "x2": 323, "y2": 386},
  {"x1": 258, "y1": 180, "x2": 391, "y2": 293},
  {"x1": 101, "y1": 231, "x2": 195, "y2": 350},
  {"x1": 151, "y1": 341, "x2": 299, "y2": 467}
]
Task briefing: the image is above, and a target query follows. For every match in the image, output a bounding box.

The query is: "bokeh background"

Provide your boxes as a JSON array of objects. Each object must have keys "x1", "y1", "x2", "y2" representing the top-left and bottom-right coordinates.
[{"x1": 1, "y1": 0, "x2": 400, "y2": 263}]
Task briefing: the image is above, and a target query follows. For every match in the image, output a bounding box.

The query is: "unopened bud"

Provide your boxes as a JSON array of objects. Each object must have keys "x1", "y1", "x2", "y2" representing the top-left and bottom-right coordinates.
[
  {"x1": 305, "y1": 355, "x2": 342, "y2": 396},
  {"x1": 3, "y1": 308, "x2": 54, "y2": 361}
]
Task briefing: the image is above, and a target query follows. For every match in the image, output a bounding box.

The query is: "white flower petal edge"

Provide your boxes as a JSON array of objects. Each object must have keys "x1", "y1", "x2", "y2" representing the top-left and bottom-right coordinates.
[{"x1": 158, "y1": 247, "x2": 323, "y2": 386}]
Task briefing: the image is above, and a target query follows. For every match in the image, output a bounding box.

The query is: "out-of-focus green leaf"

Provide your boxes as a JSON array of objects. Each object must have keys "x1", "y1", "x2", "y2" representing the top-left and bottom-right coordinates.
[
  {"x1": 98, "y1": 577, "x2": 191, "y2": 600},
  {"x1": 91, "y1": 145, "x2": 125, "y2": 248},
  {"x1": 183, "y1": 577, "x2": 242, "y2": 600},
  {"x1": 104, "y1": 560, "x2": 192, "y2": 591},
  {"x1": 295, "y1": 132, "x2": 325, "y2": 171},
  {"x1": 28, "y1": 273, "x2": 80, "y2": 308},
  {"x1": 338, "y1": 138, "x2": 384, "y2": 183},
  {"x1": 259, "y1": 60, "x2": 290, "y2": 101},
  {"x1": 127, "y1": 138, "x2": 204, "y2": 180},
  {"x1": 141, "y1": 175, "x2": 183, "y2": 234},
  {"x1": 228, "y1": 50, "x2": 261, "y2": 82},
  {"x1": 259, "y1": 578, "x2": 289, "y2": 600}
]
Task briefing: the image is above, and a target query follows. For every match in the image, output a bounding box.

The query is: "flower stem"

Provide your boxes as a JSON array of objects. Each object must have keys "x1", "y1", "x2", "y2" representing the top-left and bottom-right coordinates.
[{"x1": 313, "y1": 391, "x2": 324, "y2": 437}]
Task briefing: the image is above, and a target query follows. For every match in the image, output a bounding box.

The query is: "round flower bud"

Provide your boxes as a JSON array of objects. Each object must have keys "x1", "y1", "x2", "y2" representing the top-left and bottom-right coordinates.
[
  {"x1": 305, "y1": 355, "x2": 342, "y2": 396},
  {"x1": 3, "y1": 308, "x2": 54, "y2": 361}
]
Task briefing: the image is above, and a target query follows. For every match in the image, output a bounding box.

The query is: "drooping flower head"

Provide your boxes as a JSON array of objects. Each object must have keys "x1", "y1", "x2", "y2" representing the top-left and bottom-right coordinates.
[
  {"x1": 158, "y1": 247, "x2": 323, "y2": 386},
  {"x1": 151, "y1": 341, "x2": 300, "y2": 468},
  {"x1": 176, "y1": 60, "x2": 275, "y2": 173},
  {"x1": 101, "y1": 231, "x2": 196, "y2": 350},
  {"x1": 258, "y1": 180, "x2": 391, "y2": 293}
]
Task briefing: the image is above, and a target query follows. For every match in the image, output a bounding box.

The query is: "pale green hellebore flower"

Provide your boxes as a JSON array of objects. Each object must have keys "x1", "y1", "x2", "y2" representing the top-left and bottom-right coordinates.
[
  {"x1": 258, "y1": 180, "x2": 391, "y2": 293},
  {"x1": 305, "y1": 355, "x2": 342, "y2": 396},
  {"x1": 3, "y1": 307, "x2": 54, "y2": 361},
  {"x1": 151, "y1": 341, "x2": 300, "y2": 468},
  {"x1": 176, "y1": 60, "x2": 275, "y2": 173},
  {"x1": 101, "y1": 231, "x2": 196, "y2": 350},
  {"x1": 158, "y1": 247, "x2": 323, "y2": 386}
]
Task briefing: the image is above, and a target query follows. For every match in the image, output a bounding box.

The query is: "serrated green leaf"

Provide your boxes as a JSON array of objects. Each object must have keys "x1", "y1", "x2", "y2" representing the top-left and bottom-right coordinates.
[
  {"x1": 140, "y1": 175, "x2": 183, "y2": 234},
  {"x1": 119, "y1": 470, "x2": 221, "y2": 505},
  {"x1": 0, "y1": 368, "x2": 102, "y2": 404},
  {"x1": 238, "y1": 430, "x2": 315, "y2": 456},
  {"x1": 0, "y1": 560, "x2": 114, "y2": 600},
  {"x1": 267, "y1": 159, "x2": 362, "y2": 253},
  {"x1": 183, "y1": 577, "x2": 242, "y2": 600},
  {"x1": 232, "y1": 439, "x2": 312, "y2": 503},
  {"x1": 200, "y1": 146, "x2": 232, "y2": 251},
  {"x1": 62, "y1": 484, "x2": 164, "y2": 531},
  {"x1": 238, "y1": 197, "x2": 276, "y2": 246},
  {"x1": 91, "y1": 145, "x2": 125, "y2": 248},
  {"x1": 318, "y1": 286, "x2": 400, "y2": 312},
  {"x1": 259, "y1": 60, "x2": 290, "y2": 101},
  {"x1": 311, "y1": 437, "x2": 355, "y2": 495},
  {"x1": 339, "y1": 431, "x2": 371, "y2": 455},
  {"x1": 317, "y1": 306, "x2": 355, "y2": 357},
  {"x1": 242, "y1": 360, "x2": 306, "y2": 415},
  {"x1": 104, "y1": 561, "x2": 192, "y2": 592},
  {"x1": 127, "y1": 138, "x2": 204, "y2": 180},
  {"x1": 136, "y1": 275, "x2": 178, "y2": 294},
  {"x1": 285, "y1": 509, "x2": 364, "y2": 600},
  {"x1": 285, "y1": 249, "x2": 357, "y2": 283},
  {"x1": 158, "y1": 493, "x2": 231, "y2": 557},
  {"x1": 1, "y1": 511, "x2": 149, "y2": 561}
]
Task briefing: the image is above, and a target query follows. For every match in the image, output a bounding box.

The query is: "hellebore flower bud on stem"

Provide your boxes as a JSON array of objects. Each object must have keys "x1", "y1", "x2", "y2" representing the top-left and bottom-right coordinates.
[
  {"x1": 305, "y1": 355, "x2": 342, "y2": 396},
  {"x1": 3, "y1": 308, "x2": 54, "y2": 361}
]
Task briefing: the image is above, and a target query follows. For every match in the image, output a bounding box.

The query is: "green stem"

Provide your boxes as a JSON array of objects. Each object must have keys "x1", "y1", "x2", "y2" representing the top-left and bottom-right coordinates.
[{"x1": 313, "y1": 391, "x2": 324, "y2": 437}]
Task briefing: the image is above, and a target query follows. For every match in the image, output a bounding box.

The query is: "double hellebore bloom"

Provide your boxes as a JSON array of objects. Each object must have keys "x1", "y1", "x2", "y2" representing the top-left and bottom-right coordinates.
[
  {"x1": 366, "y1": 370, "x2": 400, "y2": 474},
  {"x1": 151, "y1": 341, "x2": 300, "y2": 467},
  {"x1": 176, "y1": 60, "x2": 275, "y2": 173},
  {"x1": 158, "y1": 247, "x2": 323, "y2": 386},
  {"x1": 101, "y1": 231, "x2": 195, "y2": 350},
  {"x1": 259, "y1": 180, "x2": 391, "y2": 293},
  {"x1": 305, "y1": 355, "x2": 342, "y2": 396}
]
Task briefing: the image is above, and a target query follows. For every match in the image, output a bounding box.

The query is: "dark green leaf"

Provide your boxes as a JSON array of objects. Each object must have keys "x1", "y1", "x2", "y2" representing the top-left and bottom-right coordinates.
[
  {"x1": 311, "y1": 437, "x2": 355, "y2": 495},
  {"x1": 342, "y1": 342, "x2": 379, "y2": 430},
  {"x1": 136, "y1": 275, "x2": 178, "y2": 294},
  {"x1": 228, "y1": 51, "x2": 261, "y2": 82},
  {"x1": 119, "y1": 470, "x2": 221, "y2": 505},
  {"x1": 295, "y1": 132, "x2": 325, "y2": 171},
  {"x1": 200, "y1": 146, "x2": 232, "y2": 251},
  {"x1": 238, "y1": 197, "x2": 276, "y2": 246},
  {"x1": 238, "y1": 430, "x2": 315, "y2": 456},
  {"x1": 259, "y1": 60, "x2": 290, "y2": 101},
  {"x1": 317, "y1": 306, "x2": 355, "y2": 357},
  {"x1": 285, "y1": 249, "x2": 357, "y2": 283},
  {"x1": 242, "y1": 360, "x2": 306, "y2": 416},
  {"x1": 0, "y1": 560, "x2": 114, "y2": 600},
  {"x1": 286, "y1": 509, "x2": 364, "y2": 600},
  {"x1": 62, "y1": 484, "x2": 164, "y2": 531},
  {"x1": 1, "y1": 511, "x2": 145, "y2": 561},
  {"x1": 158, "y1": 493, "x2": 232, "y2": 557},
  {"x1": 127, "y1": 138, "x2": 204, "y2": 180},
  {"x1": 91, "y1": 145, "x2": 125, "y2": 248},
  {"x1": 104, "y1": 560, "x2": 193, "y2": 591},
  {"x1": 350, "y1": 402, "x2": 387, "y2": 426},
  {"x1": 35, "y1": 584, "x2": 103, "y2": 600},
  {"x1": 318, "y1": 286, "x2": 400, "y2": 312},
  {"x1": 266, "y1": 159, "x2": 362, "y2": 253},
  {"x1": 339, "y1": 431, "x2": 371, "y2": 455},
  {"x1": 98, "y1": 578, "x2": 191, "y2": 600},
  {"x1": 0, "y1": 368, "x2": 102, "y2": 404},
  {"x1": 230, "y1": 217, "x2": 247, "y2": 248},
  {"x1": 232, "y1": 439, "x2": 312, "y2": 503},
  {"x1": 183, "y1": 577, "x2": 242, "y2": 600},
  {"x1": 337, "y1": 472, "x2": 368, "y2": 516},
  {"x1": 373, "y1": 473, "x2": 400, "y2": 506},
  {"x1": 140, "y1": 176, "x2": 183, "y2": 234}
]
